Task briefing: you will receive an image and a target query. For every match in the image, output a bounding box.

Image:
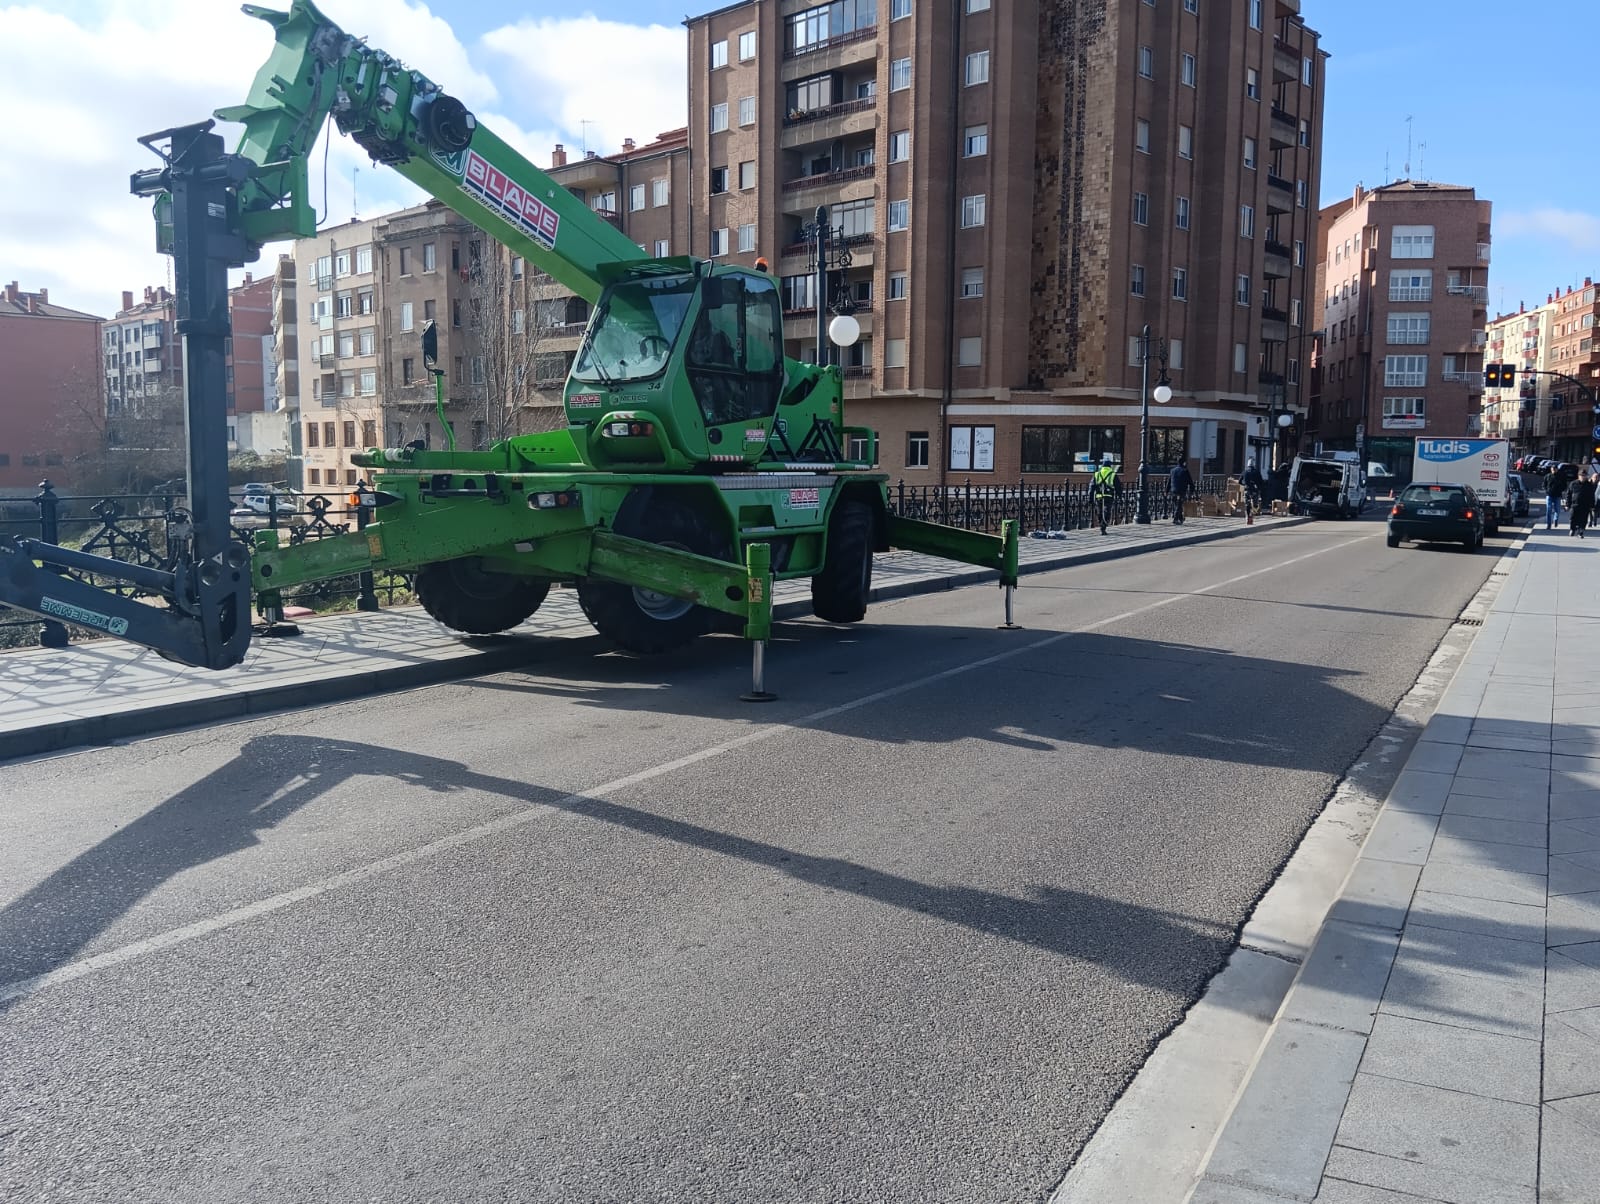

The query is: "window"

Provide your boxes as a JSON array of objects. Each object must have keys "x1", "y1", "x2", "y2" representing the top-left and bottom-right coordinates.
[
  {"x1": 888, "y1": 199, "x2": 909, "y2": 231},
  {"x1": 1240, "y1": 205, "x2": 1254, "y2": 238},
  {"x1": 654, "y1": 238, "x2": 670, "y2": 257},
  {"x1": 1138, "y1": 46, "x2": 1153, "y2": 78},
  {"x1": 471, "y1": 356, "x2": 484, "y2": 385},
  {"x1": 338, "y1": 330, "x2": 355, "y2": 358},
  {"x1": 358, "y1": 288, "x2": 374, "y2": 315},
  {"x1": 1178, "y1": 125, "x2": 1193, "y2": 160},
  {"x1": 965, "y1": 50, "x2": 989, "y2": 85},
  {"x1": 1243, "y1": 137, "x2": 1257, "y2": 169},
  {"x1": 512, "y1": 308, "x2": 526, "y2": 335},
  {"x1": 1172, "y1": 267, "x2": 1188, "y2": 300},
  {"x1": 739, "y1": 30, "x2": 756, "y2": 59},
  {"x1": 630, "y1": 184, "x2": 646, "y2": 211},
  {"x1": 948, "y1": 424, "x2": 995, "y2": 471},
  {"x1": 1133, "y1": 191, "x2": 1149, "y2": 225},
  {"x1": 1288, "y1": 359, "x2": 1301, "y2": 385},
  {"x1": 1388, "y1": 313, "x2": 1431, "y2": 345},
  {"x1": 359, "y1": 327, "x2": 375, "y2": 356},
  {"x1": 1296, "y1": 179, "x2": 1307, "y2": 208},
  {"x1": 966, "y1": 0, "x2": 990, "y2": 10},
  {"x1": 1236, "y1": 275, "x2": 1251, "y2": 305},
  {"x1": 1303, "y1": 56, "x2": 1314, "y2": 86},
  {"x1": 738, "y1": 223, "x2": 757, "y2": 253},
  {"x1": 711, "y1": 39, "x2": 728, "y2": 69},
  {"x1": 1131, "y1": 264, "x2": 1145, "y2": 296},
  {"x1": 1020, "y1": 425, "x2": 1123, "y2": 474},
  {"x1": 1175, "y1": 196, "x2": 1191, "y2": 230},
  {"x1": 958, "y1": 337, "x2": 982, "y2": 366},
  {"x1": 710, "y1": 166, "x2": 729, "y2": 194},
  {"x1": 359, "y1": 367, "x2": 376, "y2": 396},
  {"x1": 1298, "y1": 119, "x2": 1310, "y2": 147},
  {"x1": 1246, "y1": 68, "x2": 1259, "y2": 100},
  {"x1": 1293, "y1": 239, "x2": 1305, "y2": 266},
  {"x1": 356, "y1": 246, "x2": 372, "y2": 274},
  {"x1": 739, "y1": 96, "x2": 756, "y2": 126},
  {"x1": 306, "y1": 422, "x2": 319, "y2": 447},
  {"x1": 739, "y1": 160, "x2": 756, "y2": 189},
  {"x1": 1168, "y1": 339, "x2": 1183, "y2": 370},
  {"x1": 1389, "y1": 269, "x2": 1433, "y2": 301},
  {"x1": 1234, "y1": 342, "x2": 1247, "y2": 373},
  {"x1": 335, "y1": 251, "x2": 350, "y2": 277},
  {"x1": 1392, "y1": 225, "x2": 1435, "y2": 258},
  {"x1": 889, "y1": 130, "x2": 910, "y2": 161},
  {"x1": 892, "y1": 0, "x2": 912, "y2": 16},
  {"x1": 1249, "y1": 0, "x2": 1262, "y2": 28},
  {"x1": 363, "y1": 420, "x2": 377, "y2": 446},
  {"x1": 1291, "y1": 299, "x2": 1303, "y2": 327},
  {"x1": 1135, "y1": 119, "x2": 1150, "y2": 153},
  {"x1": 1149, "y1": 427, "x2": 1188, "y2": 467},
  {"x1": 964, "y1": 124, "x2": 988, "y2": 157},
  {"x1": 308, "y1": 468, "x2": 320, "y2": 485},
  {"x1": 398, "y1": 247, "x2": 412, "y2": 276},
  {"x1": 1127, "y1": 337, "x2": 1144, "y2": 367},
  {"x1": 1385, "y1": 355, "x2": 1428, "y2": 387},
  {"x1": 833, "y1": 197, "x2": 875, "y2": 237},
  {"x1": 961, "y1": 267, "x2": 984, "y2": 298},
  {"x1": 960, "y1": 194, "x2": 986, "y2": 227},
  {"x1": 885, "y1": 338, "x2": 907, "y2": 368},
  {"x1": 782, "y1": 275, "x2": 816, "y2": 311},
  {"x1": 710, "y1": 227, "x2": 729, "y2": 256},
  {"x1": 891, "y1": 58, "x2": 912, "y2": 90},
  {"x1": 888, "y1": 272, "x2": 908, "y2": 300},
  {"x1": 652, "y1": 178, "x2": 669, "y2": 206},
  {"x1": 337, "y1": 373, "x2": 354, "y2": 398},
  {"x1": 1182, "y1": 53, "x2": 1196, "y2": 87},
  {"x1": 711, "y1": 102, "x2": 728, "y2": 133},
  {"x1": 1184, "y1": 0, "x2": 1197, "y2": 12},
  {"x1": 400, "y1": 301, "x2": 413, "y2": 332},
  {"x1": 907, "y1": 431, "x2": 930, "y2": 467},
  {"x1": 1383, "y1": 397, "x2": 1426, "y2": 418},
  {"x1": 423, "y1": 299, "x2": 436, "y2": 323},
  {"x1": 511, "y1": 255, "x2": 523, "y2": 279}
]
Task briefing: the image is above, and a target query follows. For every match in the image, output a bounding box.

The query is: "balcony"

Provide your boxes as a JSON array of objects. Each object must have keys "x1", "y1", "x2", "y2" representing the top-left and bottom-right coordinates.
[
  {"x1": 552, "y1": 152, "x2": 620, "y2": 192},
  {"x1": 781, "y1": 162, "x2": 876, "y2": 196},
  {"x1": 1260, "y1": 306, "x2": 1289, "y2": 343},
  {"x1": 1269, "y1": 106, "x2": 1296, "y2": 150},
  {"x1": 782, "y1": 26, "x2": 877, "y2": 75},
  {"x1": 1264, "y1": 241, "x2": 1291, "y2": 279},
  {"x1": 1265, "y1": 173, "x2": 1293, "y2": 215},
  {"x1": 1442, "y1": 371, "x2": 1486, "y2": 393},
  {"x1": 1272, "y1": 38, "x2": 1299, "y2": 83},
  {"x1": 1477, "y1": 242, "x2": 1491, "y2": 264},
  {"x1": 781, "y1": 96, "x2": 877, "y2": 149}
]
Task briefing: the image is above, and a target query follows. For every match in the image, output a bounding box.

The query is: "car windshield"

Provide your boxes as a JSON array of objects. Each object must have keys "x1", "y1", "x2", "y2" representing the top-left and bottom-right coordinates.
[
  {"x1": 1401, "y1": 485, "x2": 1466, "y2": 504},
  {"x1": 572, "y1": 273, "x2": 697, "y2": 384}
]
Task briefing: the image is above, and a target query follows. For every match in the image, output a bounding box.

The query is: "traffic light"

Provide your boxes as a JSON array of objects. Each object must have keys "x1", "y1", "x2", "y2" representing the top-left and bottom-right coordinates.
[
  {"x1": 1484, "y1": 364, "x2": 1502, "y2": 388},
  {"x1": 1500, "y1": 364, "x2": 1517, "y2": 389}
]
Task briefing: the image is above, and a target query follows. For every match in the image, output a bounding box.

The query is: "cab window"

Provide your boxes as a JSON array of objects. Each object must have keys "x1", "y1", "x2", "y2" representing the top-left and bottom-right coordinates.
[{"x1": 686, "y1": 274, "x2": 783, "y2": 427}]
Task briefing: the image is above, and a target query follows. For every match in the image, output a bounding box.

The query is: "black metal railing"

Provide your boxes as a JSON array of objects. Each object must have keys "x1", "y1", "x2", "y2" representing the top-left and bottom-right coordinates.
[
  {"x1": 0, "y1": 481, "x2": 413, "y2": 651},
  {"x1": 884, "y1": 475, "x2": 1234, "y2": 535}
]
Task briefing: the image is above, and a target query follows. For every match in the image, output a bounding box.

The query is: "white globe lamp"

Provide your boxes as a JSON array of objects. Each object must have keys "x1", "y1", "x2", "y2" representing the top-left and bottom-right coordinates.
[
  {"x1": 1152, "y1": 382, "x2": 1173, "y2": 404},
  {"x1": 828, "y1": 312, "x2": 860, "y2": 347}
]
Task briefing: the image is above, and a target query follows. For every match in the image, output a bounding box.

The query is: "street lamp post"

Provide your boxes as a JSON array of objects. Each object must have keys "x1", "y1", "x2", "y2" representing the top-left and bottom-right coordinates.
[
  {"x1": 800, "y1": 205, "x2": 857, "y2": 368},
  {"x1": 1136, "y1": 323, "x2": 1173, "y2": 525}
]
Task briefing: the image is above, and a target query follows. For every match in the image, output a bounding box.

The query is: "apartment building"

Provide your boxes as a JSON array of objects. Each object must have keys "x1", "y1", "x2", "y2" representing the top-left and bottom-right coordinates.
[
  {"x1": 271, "y1": 256, "x2": 302, "y2": 486},
  {"x1": 1545, "y1": 278, "x2": 1599, "y2": 463},
  {"x1": 0, "y1": 282, "x2": 102, "y2": 493},
  {"x1": 1311, "y1": 181, "x2": 1492, "y2": 472},
  {"x1": 685, "y1": 0, "x2": 1326, "y2": 479},
  {"x1": 104, "y1": 285, "x2": 181, "y2": 419},
  {"x1": 1482, "y1": 301, "x2": 1552, "y2": 448}
]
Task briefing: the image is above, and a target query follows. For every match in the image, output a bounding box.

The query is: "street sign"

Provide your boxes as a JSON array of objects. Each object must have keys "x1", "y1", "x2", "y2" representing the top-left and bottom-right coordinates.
[{"x1": 1592, "y1": 424, "x2": 1600, "y2": 440}]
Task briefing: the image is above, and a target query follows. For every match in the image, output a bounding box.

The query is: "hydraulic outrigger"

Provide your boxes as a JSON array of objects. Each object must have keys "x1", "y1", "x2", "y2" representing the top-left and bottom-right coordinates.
[{"x1": 0, "y1": 0, "x2": 1020, "y2": 696}]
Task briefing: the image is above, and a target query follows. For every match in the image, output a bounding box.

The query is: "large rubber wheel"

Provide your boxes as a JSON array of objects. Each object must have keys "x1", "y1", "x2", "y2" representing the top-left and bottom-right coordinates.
[
  {"x1": 1460, "y1": 535, "x2": 1476, "y2": 552},
  {"x1": 578, "y1": 500, "x2": 727, "y2": 654},
  {"x1": 1386, "y1": 533, "x2": 1400, "y2": 548},
  {"x1": 811, "y1": 499, "x2": 875, "y2": 624},
  {"x1": 415, "y1": 558, "x2": 550, "y2": 634}
]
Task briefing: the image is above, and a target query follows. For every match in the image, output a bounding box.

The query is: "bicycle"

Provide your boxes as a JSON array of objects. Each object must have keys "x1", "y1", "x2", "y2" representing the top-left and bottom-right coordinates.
[{"x1": 1242, "y1": 484, "x2": 1263, "y2": 520}]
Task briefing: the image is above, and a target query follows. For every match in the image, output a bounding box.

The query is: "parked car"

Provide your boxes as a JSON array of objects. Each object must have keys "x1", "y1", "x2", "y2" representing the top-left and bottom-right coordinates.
[
  {"x1": 1387, "y1": 483, "x2": 1485, "y2": 551},
  {"x1": 232, "y1": 489, "x2": 303, "y2": 518},
  {"x1": 1506, "y1": 473, "x2": 1530, "y2": 518}
]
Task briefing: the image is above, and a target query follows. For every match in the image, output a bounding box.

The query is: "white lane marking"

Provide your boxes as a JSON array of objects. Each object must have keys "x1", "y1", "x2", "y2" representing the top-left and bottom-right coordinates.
[{"x1": 1, "y1": 533, "x2": 1371, "y2": 1005}]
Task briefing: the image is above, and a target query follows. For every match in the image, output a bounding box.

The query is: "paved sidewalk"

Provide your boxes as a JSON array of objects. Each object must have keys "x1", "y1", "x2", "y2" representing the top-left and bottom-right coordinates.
[
  {"x1": 0, "y1": 512, "x2": 1300, "y2": 761},
  {"x1": 1191, "y1": 527, "x2": 1600, "y2": 1204}
]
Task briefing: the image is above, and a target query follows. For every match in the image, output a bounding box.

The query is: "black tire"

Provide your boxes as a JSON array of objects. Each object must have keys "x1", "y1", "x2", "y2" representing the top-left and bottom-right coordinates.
[
  {"x1": 415, "y1": 558, "x2": 549, "y2": 634},
  {"x1": 578, "y1": 499, "x2": 727, "y2": 654},
  {"x1": 1461, "y1": 535, "x2": 1476, "y2": 552},
  {"x1": 811, "y1": 499, "x2": 875, "y2": 624},
  {"x1": 1387, "y1": 533, "x2": 1400, "y2": 548}
]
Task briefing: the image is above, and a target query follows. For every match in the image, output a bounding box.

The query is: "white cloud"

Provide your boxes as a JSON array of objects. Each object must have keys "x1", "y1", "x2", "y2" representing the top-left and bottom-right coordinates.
[
  {"x1": 1497, "y1": 208, "x2": 1600, "y2": 252},
  {"x1": 480, "y1": 16, "x2": 686, "y2": 156},
  {"x1": 0, "y1": 0, "x2": 489, "y2": 317}
]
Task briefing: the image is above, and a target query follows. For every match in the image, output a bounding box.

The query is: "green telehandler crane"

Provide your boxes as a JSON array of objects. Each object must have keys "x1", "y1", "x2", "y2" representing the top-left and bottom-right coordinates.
[{"x1": 0, "y1": 0, "x2": 1019, "y2": 697}]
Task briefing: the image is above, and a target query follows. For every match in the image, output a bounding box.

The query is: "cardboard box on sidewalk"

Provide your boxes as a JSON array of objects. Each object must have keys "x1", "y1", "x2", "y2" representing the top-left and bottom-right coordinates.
[
  {"x1": 1184, "y1": 499, "x2": 1205, "y2": 518},
  {"x1": 1271, "y1": 500, "x2": 1289, "y2": 516}
]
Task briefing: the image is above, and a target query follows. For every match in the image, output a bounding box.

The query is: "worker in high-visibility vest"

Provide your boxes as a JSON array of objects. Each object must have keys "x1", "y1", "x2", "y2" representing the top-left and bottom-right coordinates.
[{"x1": 1091, "y1": 453, "x2": 1122, "y2": 535}]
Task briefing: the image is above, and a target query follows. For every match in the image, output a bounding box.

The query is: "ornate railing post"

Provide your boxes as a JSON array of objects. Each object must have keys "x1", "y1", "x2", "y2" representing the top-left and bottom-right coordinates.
[
  {"x1": 34, "y1": 479, "x2": 69, "y2": 649},
  {"x1": 353, "y1": 485, "x2": 379, "y2": 611}
]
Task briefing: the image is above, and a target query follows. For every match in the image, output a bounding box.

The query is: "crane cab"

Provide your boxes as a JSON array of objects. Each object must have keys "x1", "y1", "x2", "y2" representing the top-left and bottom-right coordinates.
[{"x1": 563, "y1": 260, "x2": 787, "y2": 471}]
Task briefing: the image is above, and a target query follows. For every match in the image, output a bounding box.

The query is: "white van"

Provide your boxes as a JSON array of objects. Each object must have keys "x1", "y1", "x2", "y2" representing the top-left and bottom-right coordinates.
[{"x1": 1288, "y1": 455, "x2": 1367, "y2": 519}]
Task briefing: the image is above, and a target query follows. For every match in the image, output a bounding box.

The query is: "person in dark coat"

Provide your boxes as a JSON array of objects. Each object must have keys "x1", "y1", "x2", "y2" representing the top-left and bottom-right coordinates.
[
  {"x1": 1565, "y1": 472, "x2": 1596, "y2": 538},
  {"x1": 1170, "y1": 460, "x2": 1194, "y2": 524},
  {"x1": 1546, "y1": 468, "x2": 1565, "y2": 529}
]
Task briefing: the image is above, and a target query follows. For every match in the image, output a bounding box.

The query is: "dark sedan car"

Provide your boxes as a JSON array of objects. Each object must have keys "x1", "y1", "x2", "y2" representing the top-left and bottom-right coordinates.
[
  {"x1": 1507, "y1": 473, "x2": 1530, "y2": 518},
  {"x1": 1388, "y1": 483, "x2": 1485, "y2": 551}
]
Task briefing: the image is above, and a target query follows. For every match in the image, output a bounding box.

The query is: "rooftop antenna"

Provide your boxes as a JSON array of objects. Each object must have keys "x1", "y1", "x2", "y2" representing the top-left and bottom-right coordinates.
[
  {"x1": 352, "y1": 165, "x2": 360, "y2": 221},
  {"x1": 1404, "y1": 115, "x2": 1413, "y2": 179},
  {"x1": 1417, "y1": 142, "x2": 1426, "y2": 182},
  {"x1": 579, "y1": 119, "x2": 594, "y2": 155},
  {"x1": 1384, "y1": 150, "x2": 1390, "y2": 184}
]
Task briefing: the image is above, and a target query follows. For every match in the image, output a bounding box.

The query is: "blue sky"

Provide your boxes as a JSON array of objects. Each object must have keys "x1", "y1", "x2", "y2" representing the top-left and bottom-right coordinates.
[{"x1": 3, "y1": 0, "x2": 1595, "y2": 323}]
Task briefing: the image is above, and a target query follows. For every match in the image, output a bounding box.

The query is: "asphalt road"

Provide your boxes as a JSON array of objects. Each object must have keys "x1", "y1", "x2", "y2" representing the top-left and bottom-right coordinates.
[{"x1": 0, "y1": 515, "x2": 1511, "y2": 1204}]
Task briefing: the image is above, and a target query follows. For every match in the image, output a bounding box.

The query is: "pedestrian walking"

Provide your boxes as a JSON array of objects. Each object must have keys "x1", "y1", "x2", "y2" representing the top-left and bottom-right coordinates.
[
  {"x1": 1240, "y1": 462, "x2": 1265, "y2": 516},
  {"x1": 1170, "y1": 460, "x2": 1194, "y2": 525},
  {"x1": 1092, "y1": 454, "x2": 1122, "y2": 535},
  {"x1": 1546, "y1": 467, "x2": 1565, "y2": 529},
  {"x1": 1566, "y1": 471, "x2": 1596, "y2": 538}
]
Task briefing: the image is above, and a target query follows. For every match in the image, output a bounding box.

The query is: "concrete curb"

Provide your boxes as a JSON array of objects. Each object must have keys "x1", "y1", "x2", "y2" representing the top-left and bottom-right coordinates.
[
  {"x1": 4, "y1": 516, "x2": 1310, "y2": 762},
  {"x1": 1181, "y1": 523, "x2": 1533, "y2": 1203}
]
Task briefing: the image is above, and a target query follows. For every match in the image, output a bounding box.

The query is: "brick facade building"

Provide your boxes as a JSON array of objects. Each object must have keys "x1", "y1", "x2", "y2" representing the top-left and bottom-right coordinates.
[{"x1": 0, "y1": 283, "x2": 102, "y2": 493}]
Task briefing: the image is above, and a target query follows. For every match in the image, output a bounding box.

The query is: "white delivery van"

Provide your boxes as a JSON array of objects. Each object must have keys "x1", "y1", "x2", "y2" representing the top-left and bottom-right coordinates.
[
  {"x1": 1288, "y1": 453, "x2": 1367, "y2": 519},
  {"x1": 1411, "y1": 438, "x2": 1511, "y2": 534}
]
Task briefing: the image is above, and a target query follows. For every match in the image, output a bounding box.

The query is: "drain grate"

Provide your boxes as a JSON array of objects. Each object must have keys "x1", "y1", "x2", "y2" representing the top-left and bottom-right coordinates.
[{"x1": 1457, "y1": 617, "x2": 1484, "y2": 627}]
